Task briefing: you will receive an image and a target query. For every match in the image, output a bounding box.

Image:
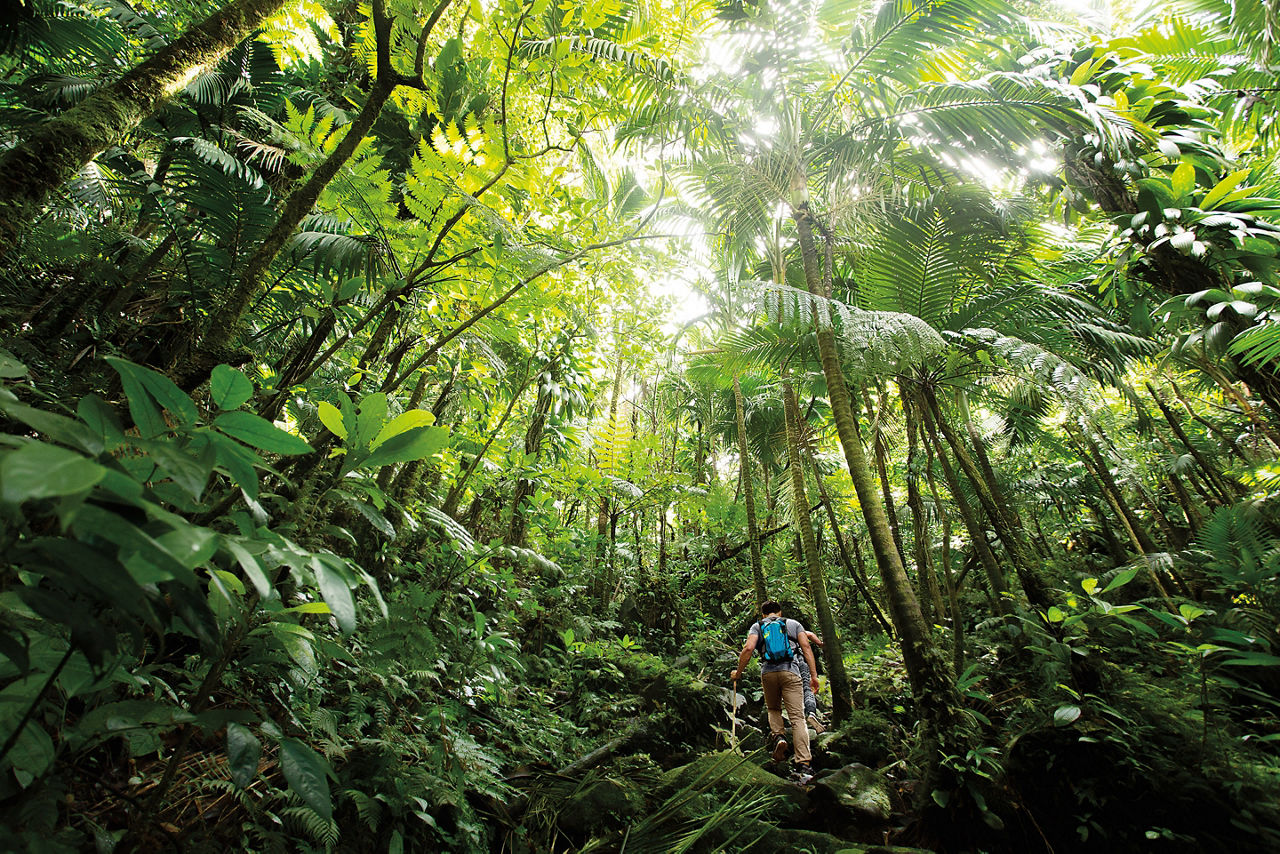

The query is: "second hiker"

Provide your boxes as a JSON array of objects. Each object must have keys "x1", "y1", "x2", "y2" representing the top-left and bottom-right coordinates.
[{"x1": 730, "y1": 601, "x2": 819, "y2": 779}]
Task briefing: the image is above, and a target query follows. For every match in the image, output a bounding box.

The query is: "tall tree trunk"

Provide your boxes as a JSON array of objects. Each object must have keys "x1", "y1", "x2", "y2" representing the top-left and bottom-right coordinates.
[
  {"x1": 923, "y1": 385, "x2": 1053, "y2": 610},
  {"x1": 918, "y1": 392, "x2": 1014, "y2": 617},
  {"x1": 1147, "y1": 382, "x2": 1237, "y2": 504},
  {"x1": 791, "y1": 204, "x2": 964, "y2": 766},
  {"x1": 784, "y1": 379, "x2": 853, "y2": 723},
  {"x1": 862, "y1": 388, "x2": 908, "y2": 565},
  {"x1": 810, "y1": 455, "x2": 894, "y2": 636},
  {"x1": 924, "y1": 451, "x2": 964, "y2": 675},
  {"x1": 594, "y1": 355, "x2": 624, "y2": 605},
  {"x1": 508, "y1": 368, "x2": 556, "y2": 549},
  {"x1": 1084, "y1": 498, "x2": 1129, "y2": 565},
  {"x1": 903, "y1": 390, "x2": 947, "y2": 624},
  {"x1": 734, "y1": 376, "x2": 767, "y2": 609},
  {"x1": 0, "y1": 0, "x2": 292, "y2": 251}
]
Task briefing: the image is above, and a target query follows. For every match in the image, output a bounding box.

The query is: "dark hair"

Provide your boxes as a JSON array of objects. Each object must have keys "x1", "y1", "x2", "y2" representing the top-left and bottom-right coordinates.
[{"x1": 761, "y1": 601, "x2": 782, "y2": 616}]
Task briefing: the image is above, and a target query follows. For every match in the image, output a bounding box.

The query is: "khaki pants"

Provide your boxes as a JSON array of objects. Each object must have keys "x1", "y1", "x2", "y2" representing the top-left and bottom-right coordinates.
[{"x1": 762, "y1": 669, "x2": 810, "y2": 762}]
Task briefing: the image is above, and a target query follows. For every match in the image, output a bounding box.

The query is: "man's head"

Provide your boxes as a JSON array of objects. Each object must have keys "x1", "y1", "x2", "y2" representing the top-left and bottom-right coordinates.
[{"x1": 761, "y1": 601, "x2": 782, "y2": 617}]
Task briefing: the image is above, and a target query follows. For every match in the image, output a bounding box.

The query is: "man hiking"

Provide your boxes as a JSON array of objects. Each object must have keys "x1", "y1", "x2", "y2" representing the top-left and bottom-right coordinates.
[{"x1": 731, "y1": 601, "x2": 820, "y2": 781}]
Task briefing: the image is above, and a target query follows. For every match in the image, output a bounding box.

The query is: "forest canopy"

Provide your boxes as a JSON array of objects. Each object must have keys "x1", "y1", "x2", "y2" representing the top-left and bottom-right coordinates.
[{"x1": 2, "y1": 0, "x2": 1280, "y2": 849}]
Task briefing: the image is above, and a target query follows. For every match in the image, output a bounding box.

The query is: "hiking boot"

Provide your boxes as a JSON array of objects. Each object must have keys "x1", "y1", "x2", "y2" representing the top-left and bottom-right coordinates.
[
  {"x1": 807, "y1": 712, "x2": 826, "y2": 734},
  {"x1": 793, "y1": 762, "x2": 815, "y2": 784},
  {"x1": 770, "y1": 734, "x2": 789, "y2": 762}
]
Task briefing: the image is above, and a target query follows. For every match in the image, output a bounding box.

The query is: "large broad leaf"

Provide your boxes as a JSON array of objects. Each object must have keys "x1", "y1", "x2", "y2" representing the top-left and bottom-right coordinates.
[
  {"x1": 372, "y1": 410, "x2": 435, "y2": 449},
  {"x1": 106, "y1": 357, "x2": 198, "y2": 427},
  {"x1": 311, "y1": 554, "x2": 356, "y2": 633},
  {"x1": 279, "y1": 737, "x2": 333, "y2": 820},
  {"x1": 359, "y1": 425, "x2": 448, "y2": 470},
  {"x1": 317, "y1": 401, "x2": 347, "y2": 439},
  {"x1": 214, "y1": 412, "x2": 313, "y2": 455},
  {"x1": 226, "y1": 722, "x2": 261, "y2": 788},
  {"x1": 0, "y1": 441, "x2": 105, "y2": 504},
  {"x1": 210, "y1": 365, "x2": 255, "y2": 411}
]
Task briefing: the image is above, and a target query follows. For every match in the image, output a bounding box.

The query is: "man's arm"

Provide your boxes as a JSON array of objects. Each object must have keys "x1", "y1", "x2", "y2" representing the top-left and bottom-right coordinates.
[
  {"x1": 730, "y1": 634, "x2": 758, "y2": 682},
  {"x1": 797, "y1": 631, "x2": 820, "y2": 693}
]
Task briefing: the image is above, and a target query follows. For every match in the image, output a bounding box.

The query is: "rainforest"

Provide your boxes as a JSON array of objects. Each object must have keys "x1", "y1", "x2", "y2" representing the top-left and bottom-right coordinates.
[{"x1": 1, "y1": 0, "x2": 1279, "y2": 849}]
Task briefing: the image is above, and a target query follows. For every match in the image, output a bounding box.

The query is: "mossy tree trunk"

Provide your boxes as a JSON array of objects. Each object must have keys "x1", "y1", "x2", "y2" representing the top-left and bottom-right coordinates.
[
  {"x1": 783, "y1": 379, "x2": 853, "y2": 724},
  {"x1": 0, "y1": 0, "x2": 292, "y2": 251},
  {"x1": 789, "y1": 201, "x2": 965, "y2": 772},
  {"x1": 734, "y1": 375, "x2": 767, "y2": 609}
]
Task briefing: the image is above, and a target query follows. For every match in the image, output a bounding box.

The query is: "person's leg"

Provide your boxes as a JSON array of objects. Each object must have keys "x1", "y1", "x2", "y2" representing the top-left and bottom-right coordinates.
[
  {"x1": 779, "y1": 671, "x2": 810, "y2": 763},
  {"x1": 762, "y1": 671, "x2": 789, "y2": 760},
  {"x1": 796, "y1": 656, "x2": 817, "y2": 717}
]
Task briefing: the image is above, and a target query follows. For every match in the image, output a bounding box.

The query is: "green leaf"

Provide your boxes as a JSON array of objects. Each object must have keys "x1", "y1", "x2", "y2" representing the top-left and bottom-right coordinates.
[
  {"x1": 8, "y1": 721, "x2": 55, "y2": 784},
  {"x1": 355, "y1": 393, "x2": 388, "y2": 446},
  {"x1": 106, "y1": 357, "x2": 198, "y2": 427},
  {"x1": 1101, "y1": 567, "x2": 1139, "y2": 594},
  {"x1": 225, "y1": 539, "x2": 273, "y2": 599},
  {"x1": 279, "y1": 737, "x2": 333, "y2": 820},
  {"x1": 0, "y1": 402, "x2": 101, "y2": 455},
  {"x1": 214, "y1": 412, "x2": 313, "y2": 455},
  {"x1": 211, "y1": 365, "x2": 255, "y2": 411},
  {"x1": 1221, "y1": 651, "x2": 1280, "y2": 667},
  {"x1": 312, "y1": 555, "x2": 356, "y2": 633},
  {"x1": 1170, "y1": 162, "x2": 1195, "y2": 200},
  {"x1": 0, "y1": 348, "x2": 28, "y2": 379},
  {"x1": 155, "y1": 526, "x2": 218, "y2": 568},
  {"x1": 0, "y1": 442, "x2": 105, "y2": 504},
  {"x1": 360, "y1": 425, "x2": 448, "y2": 470},
  {"x1": 317, "y1": 401, "x2": 347, "y2": 440},
  {"x1": 372, "y1": 410, "x2": 435, "y2": 449},
  {"x1": 1200, "y1": 168, "x2": 1251, "y2": 210},
  {"x1": 210, "y1": 433, "x2": 261, "y2": 500},
  {"x1": 1053, "y1": 705, "x2": 1081, "y2": 726},
  {"x1": 227, "y1": 722, "x2": 261, "y2": 788}
]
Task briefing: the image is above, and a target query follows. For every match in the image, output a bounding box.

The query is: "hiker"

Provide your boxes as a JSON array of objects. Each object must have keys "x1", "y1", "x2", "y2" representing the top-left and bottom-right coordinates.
[
  {"x1": 796, "y1": 630, "x2": 826, "y2": 734},
  {"x1": 730, "y1": 601, "x2": 819, "y2": 780}
]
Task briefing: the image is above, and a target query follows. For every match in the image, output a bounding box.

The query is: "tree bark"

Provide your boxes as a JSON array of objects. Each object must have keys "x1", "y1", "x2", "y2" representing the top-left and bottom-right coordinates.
[
  {"x1": 903, "y1": 390, "x2": 947, "y2": 624},
  {"x1": 784, "y1": 379, "x2": 853, "y2": 723},
  {"x1": 791, "y1": 204, "x2": 963, "y2": 761},
  {"x1": 734, "y1": 376, "x2": 767, "y2": 609},
  {"x1": 810, "y1": 456, "x2": 894, "y2": 636},
  {"x1": 923, "y1": 385, "x2": 1053, "y2": 610},
  {"x1": 918, "y1": 391, "x2": 1014, "y2": 616},
  {"x1": 0, "y1": 0, "x2": 292, "y2": 251}
]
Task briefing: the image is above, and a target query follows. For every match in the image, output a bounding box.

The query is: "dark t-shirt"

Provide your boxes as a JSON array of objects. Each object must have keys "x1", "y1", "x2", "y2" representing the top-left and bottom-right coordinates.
[{"x1": 748, "y1": 617, "x2": 804, "y2": 675}]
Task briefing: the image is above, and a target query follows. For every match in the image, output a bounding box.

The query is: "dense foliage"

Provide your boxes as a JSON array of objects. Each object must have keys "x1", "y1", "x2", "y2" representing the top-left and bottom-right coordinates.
[{"x1": 2, "y1": 0, "x2": 1280, "y2": 850}]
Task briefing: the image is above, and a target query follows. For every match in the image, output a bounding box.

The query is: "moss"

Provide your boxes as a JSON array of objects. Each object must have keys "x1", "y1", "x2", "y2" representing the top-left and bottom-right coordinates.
[{"x1": 660, "y1": 750, "x2": 811, "y2": 824}]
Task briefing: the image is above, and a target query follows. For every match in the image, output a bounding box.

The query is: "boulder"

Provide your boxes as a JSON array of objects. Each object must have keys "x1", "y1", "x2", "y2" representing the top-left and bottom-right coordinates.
[
  {"x1": 557, "y1": 778, "x2": 645, "y2": 833},
  {"x1": 812, "y1": 763, "x2": 895, "y2": 823},
  {"x1": 661, "y1": 750, "x2": 810, "y2": 823}
]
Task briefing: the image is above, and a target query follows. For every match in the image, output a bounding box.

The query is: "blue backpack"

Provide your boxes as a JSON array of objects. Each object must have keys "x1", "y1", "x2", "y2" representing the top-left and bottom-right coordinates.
[{"x1": 759, "y1": 617, "x2": 794, "y2": 663}]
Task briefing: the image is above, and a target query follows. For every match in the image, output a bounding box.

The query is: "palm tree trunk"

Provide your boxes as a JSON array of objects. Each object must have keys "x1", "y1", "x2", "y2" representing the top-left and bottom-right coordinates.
[
  {"x1": 791, "y1": 203, "x2": 964, "y2": 765},
  {"x1": 862, "y1": 388, "x2": 908, "y2": 564},
  {"x1": 810, "y1": 455, "x2": 894, "y2": 636},
  {"x1": 734, "y1": 376, "x2": 767, "y2": 608},
  {"x1": 784, "y1": 379, "x2": 853, "y2": 723},
  {"x1": 923, "y1": 450, "x2": 964, "y2": 675},
  {"x1": 918, "y1": 391, "x2": 1014, "y2": 616},
  {"x1": 903, "y1": 390, "x2": 947, "y2": 624},
  {"x1": 1147, "y1": 382, "x2": 1237, "y2": 504},
  {"x1": 923, "y1": 385, "x2": 1053, "y2": 610},
  {"x1": 0, "y1": 0, "x2": 292, "y2": 251}
]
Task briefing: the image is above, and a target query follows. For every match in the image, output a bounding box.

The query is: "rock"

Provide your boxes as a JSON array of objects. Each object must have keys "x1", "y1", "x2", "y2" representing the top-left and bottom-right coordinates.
[
  {"x1": 661, "y1": 750, "x2": 810, "y2": 823},
  {"x1": 812, "y1": 762, "x2": 895, "y2": 823},
  {"x1": 816, "y1": 709, "x2": 895, "y2": 766},
  {"x1": 557, "y1": 778, "x2": 645, "y2": 833}
]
